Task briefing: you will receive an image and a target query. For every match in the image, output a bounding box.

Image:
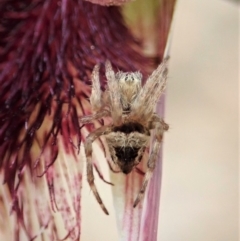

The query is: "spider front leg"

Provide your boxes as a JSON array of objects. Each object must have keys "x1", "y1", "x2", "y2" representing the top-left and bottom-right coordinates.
[
  {"x1": 90, "y1": 64, "x2": 103, "y2": 112},
  {"x1": 130, "y1": 58, "x2": 168, "y2": 121},
  {"x1": 133, "y1": 117, "x2": 168, "y2": 208},
  {"x1": 105, "y1": 60, "x2": 122, "y2": 126},
  {"x1": 84, "y1": 125, "x2": 113, "y2": 215},
  {"x1": 79, "y1": 63, "x2": 111, "y2": 124},
  {"x1": 79, "y1": 109, "x2": 110, "y2": 124}
]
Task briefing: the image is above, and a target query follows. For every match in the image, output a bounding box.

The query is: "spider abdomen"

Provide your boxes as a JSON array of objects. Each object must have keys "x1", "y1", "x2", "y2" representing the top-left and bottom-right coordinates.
[
  {"x1": 105, "y1": 122, "x2": 150, "y2": 174},
  {"x1": 114, "y1": 146, "x2": 140, "y2": 174}
]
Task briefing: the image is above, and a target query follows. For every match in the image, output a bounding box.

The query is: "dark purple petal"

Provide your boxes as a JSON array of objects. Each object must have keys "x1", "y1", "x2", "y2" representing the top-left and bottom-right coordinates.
[
  {"x1": 0, "y1": 0, "x2": 150, "y2": 239},
  {"x1": 84, "y1": 0, "x2": 134, "y2": 6}
]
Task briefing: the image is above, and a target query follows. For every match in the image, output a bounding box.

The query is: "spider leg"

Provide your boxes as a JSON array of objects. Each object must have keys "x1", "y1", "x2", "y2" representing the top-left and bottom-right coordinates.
[
  {"x1": 90, "y1": 64, "x2": 103, "y2": 112},
  {"x1": 93, "y1": 162, "x2": 114, "y2": 186},
  {"x1": 133, "y1": 117, "x2": 168, "y2": 207},
  {"x1": 148, "y1": 113, "x2": 169, "y2": 131},
  {"x1": 105, "y1": 60, "x2": 122, "y2": 126},
  {"x1": 107, "y1": 158, "x2": 121, "y2": 173},
  {"x1": 84, "y1": 125, "x2": 113, "y2": 215},
  {"x1": 79, "y1": 109, "x2": 110, "y2": 124},
  {"x1": 131, "y1": 58, "x2": 169, "y2": 121}
]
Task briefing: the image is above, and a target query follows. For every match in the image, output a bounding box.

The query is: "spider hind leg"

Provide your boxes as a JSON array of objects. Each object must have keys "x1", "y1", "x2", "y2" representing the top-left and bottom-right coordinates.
[
  {"x1": 84, "y1": 125, "x2": 113, "y2": 215},
  {"x1": 133, "y1": 116, "x2": 168, "y2": 207}
]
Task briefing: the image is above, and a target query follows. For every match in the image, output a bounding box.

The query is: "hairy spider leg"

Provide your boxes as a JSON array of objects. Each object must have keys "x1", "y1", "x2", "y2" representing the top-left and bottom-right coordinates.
[
  {"x1": 130, "y1": 58, "x2": 168, "y2": 122},
  {"x1": 90, "y1": 64, "x2": 103, "y2": 112},
  {"x1": 149, "y1": 114, "x2": 169, "y2": 131},
  {"x1": 133, "y1": 116, "x2": 169, "y2": 208},
  {"x1": 84, "y1": 125, "x2": 113, "y2": 215},
  {"x1": 105, "y1": 60, "x2": 122, "y2": 126},
  {"x1": 79, "y1": 63, "x2": 111, "y2": 124},
  {"x1": 79, "y1": 109, "x2": 110, "y2": 124}
]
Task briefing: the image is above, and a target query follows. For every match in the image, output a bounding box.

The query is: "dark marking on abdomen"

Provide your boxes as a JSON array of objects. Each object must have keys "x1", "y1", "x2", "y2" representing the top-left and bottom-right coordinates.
[
  {"x1": 113, "y1": 122, "x2": 149, "y2": 135},
  {"x1": 114, "y1": 146, "x2": 139, "y2": 163}
]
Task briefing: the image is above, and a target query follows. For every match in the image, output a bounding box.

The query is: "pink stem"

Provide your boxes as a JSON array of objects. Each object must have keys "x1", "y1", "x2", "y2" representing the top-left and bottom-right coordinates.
[{"x1": 139, "y1": 98, "x2": 166, "y2": 241}]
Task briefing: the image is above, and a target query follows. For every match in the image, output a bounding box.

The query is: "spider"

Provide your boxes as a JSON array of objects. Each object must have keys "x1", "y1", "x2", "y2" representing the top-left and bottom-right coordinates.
[{"x1": 80, "y1": 58, "x2": 169, "y2": 215}]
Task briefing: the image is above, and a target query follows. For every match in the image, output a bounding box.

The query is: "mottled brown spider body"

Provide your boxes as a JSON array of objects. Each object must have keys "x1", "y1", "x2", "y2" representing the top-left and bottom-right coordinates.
[
  {"x1": 106, "y1": 122, "x2": 150, "y2": 174},
  {"x1": 80, "y1": 59, "x2": 169, "y2": 215}
]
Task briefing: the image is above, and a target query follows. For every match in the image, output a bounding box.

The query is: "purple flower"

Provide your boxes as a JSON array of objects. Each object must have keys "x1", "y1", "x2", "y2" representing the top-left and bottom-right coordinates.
[{"x1": 0, "y1": 0, "x2": 176, "y2": 240}]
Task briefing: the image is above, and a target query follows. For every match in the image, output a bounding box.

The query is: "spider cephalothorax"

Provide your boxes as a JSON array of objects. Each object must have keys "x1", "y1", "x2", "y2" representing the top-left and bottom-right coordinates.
[{"x1": 80, "y1": 59, "x2": 169, "y2": 215}]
